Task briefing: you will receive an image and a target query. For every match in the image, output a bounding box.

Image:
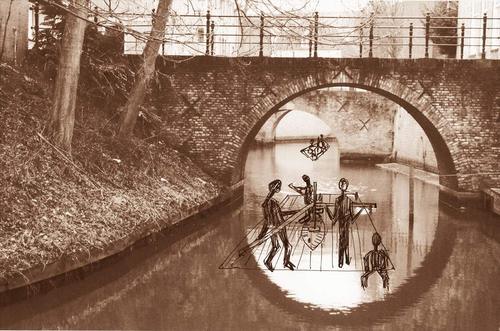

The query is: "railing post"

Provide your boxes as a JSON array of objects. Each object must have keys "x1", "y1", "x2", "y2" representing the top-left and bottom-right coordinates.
[
  {"x1": 33, "y1": 1, "x2": 39, "y2": 49},
  {"x1": 369, "y1": 19, "x2": 373, "y2": 58},
  {"x1": 205, "y1": 10, "x2": 210, "y2": 55},
  {"x1": 313, "y1": 12, "x2": 318, "y2": 58},
  {"x1": 359, "y1": 26, "x2": 363, "y2": 58},
  {"x1": 409, "y1": 22, "x2": 413, "y2": 59},
  {"x1": 481, "y1": 13, "x2": 487, "y2": 59},
  {"x1": 308, "y1": 20, "x2": 313, "y2": 57},
  {"x1": 425, "y1": 12, "x2": 430, "y2": 58},
  {"x1": 210, "y1": 20, "x2": 215, "y2": 56},
  {"x1": 259, "y1": 13, "x2": 264, "y2": 57},
  {"x1": 460, "y1": 23, "x2": 465, "y2": 59},
  {"x1": 94, "y1": 6, "x2": 99, "y2": 24}
]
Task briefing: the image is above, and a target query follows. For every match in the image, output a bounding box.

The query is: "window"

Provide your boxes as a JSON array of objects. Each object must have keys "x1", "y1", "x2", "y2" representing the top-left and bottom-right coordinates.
[{"x1": 197, "y1": 28, "x2": 205, "y2": 43}]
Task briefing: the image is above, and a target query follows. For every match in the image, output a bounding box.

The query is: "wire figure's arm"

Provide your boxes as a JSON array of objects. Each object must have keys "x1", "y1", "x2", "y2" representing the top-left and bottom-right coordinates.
[
  {"x1": 325, "y1": 205, "x2": 335, "y2": 222},
  {"x1": 288, "y1": 183, "x2": 305, "y2": 195},
  {"x1": 351, "y1": 209, "x2": 364, "y2": 224},
  {"x1": 331, "y1": 198, "x2": 339, "y2": 226},
  {"x1": 363, "y1": 251, "x2": 371, "y2": 272},
  {"x1": 273, "y1": 200, "x2": 286, "y2": 224},
  {"x1": 256, "y1": 218, "x2": 269, "y2": 240}
]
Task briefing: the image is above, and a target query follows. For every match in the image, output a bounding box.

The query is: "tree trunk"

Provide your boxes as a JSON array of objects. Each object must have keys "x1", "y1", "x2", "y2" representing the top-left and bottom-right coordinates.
[
  {"x1": 49, "y1": 0, "x2": 88, "y2": 152},
  {"x1": 118, "y1": 0, "x2": 172, "y2": 139}
]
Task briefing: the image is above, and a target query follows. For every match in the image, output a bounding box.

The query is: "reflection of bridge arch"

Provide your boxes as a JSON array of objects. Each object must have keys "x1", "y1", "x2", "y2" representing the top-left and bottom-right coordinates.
[{"x1": 241, "y1": 211, "x2": 457, "y2": 327}]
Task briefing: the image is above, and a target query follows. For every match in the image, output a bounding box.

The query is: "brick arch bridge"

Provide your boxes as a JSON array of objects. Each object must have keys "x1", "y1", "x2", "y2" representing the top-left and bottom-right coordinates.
[{"x1": 151, "y1": 57, "x2": 499, "y2": 196}]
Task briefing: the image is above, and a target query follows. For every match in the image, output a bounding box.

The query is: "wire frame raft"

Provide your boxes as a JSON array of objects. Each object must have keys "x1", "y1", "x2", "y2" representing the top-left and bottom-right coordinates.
[{"x1": 219, "y1": 193, "x2": 393, "y2": 273}]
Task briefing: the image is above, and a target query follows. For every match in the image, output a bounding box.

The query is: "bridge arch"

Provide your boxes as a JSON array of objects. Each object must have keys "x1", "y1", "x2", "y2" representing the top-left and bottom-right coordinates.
[
  {"x1": 260, "y1": 109, "x2": 334, "y2": 143},
  {"x1": 155, "y1": 57, "x2": 498, "y2": 194},
  {"x1": 233, "y1": 76, "x2": 459, "y2": 190}
]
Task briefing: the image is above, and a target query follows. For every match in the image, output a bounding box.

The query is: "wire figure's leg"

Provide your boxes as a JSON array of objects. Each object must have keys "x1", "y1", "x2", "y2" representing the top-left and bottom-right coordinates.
[
  {"x1": 278, "y1": 229, "x2": 295, "y2": 270},
  {"x1": 264, "y1": 235, "x2": 280, "y2": 272},
  {"x1": 345, "y1": 228, "x2": 351, "y2": 265},
  {"x1": 338, "y1": 226, "x2": 349, "y2": 268},
  {"x1": 378, "y1": 270, "x2": 390, "y2": 289},
  {"x1": 361, "y1": 270, "x2": 375, "y2": 289},
  {"x1": 338, "y1": 243, "x2": 345, "y2": 268}
]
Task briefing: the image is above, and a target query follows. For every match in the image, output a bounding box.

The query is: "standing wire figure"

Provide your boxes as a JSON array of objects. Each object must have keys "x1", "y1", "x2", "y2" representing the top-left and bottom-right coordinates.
[
  {"x1": 288, "y1": 174, "x2": 313, "y2": 224},
  {"x1": 330, "y1": 178, "x2": 364, "y2": 268},
  {"x1": 361, "y1": 232, "x2": 391, "y2": 289},
  {"x1": 247, "y1": 179, "x2": 296, "y2": 272}
]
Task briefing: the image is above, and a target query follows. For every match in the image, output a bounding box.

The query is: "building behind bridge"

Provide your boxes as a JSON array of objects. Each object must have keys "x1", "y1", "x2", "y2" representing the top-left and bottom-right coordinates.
[
  {"x1": 0, "y1": 0, "x2": 29, "y2": 64},
  {"x1": 458, "y1": 0, "x2": 500, "y2": 59}
]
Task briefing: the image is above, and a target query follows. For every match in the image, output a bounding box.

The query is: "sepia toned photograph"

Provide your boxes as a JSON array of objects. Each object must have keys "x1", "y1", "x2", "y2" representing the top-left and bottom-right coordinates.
[{"x1": 0, "y1": 0, "x2": 499, "y2": 329}]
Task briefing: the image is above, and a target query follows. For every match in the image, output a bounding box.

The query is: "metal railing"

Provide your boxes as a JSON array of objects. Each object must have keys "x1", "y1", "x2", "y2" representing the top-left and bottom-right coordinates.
[{"x1": 29, "y1": 5, "x2": 500, "y2": 59}]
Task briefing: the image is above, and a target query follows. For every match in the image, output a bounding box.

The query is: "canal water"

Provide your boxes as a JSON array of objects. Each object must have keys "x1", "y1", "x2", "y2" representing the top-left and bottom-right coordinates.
[{"x1": 0, "y1": 143, "x2": 499, "y2": 330}]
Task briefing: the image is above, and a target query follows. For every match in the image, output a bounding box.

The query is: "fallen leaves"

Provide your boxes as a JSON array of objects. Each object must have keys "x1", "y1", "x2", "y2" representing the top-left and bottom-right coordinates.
[{"x1": 0, "y1": 64, "x2": 223, "y2": 281}]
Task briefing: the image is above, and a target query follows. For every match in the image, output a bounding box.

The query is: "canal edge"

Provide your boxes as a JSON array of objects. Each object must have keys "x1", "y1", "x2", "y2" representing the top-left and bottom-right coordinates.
[{"x1": 0, "y1": 181, "x2": 244, "y2": 306}]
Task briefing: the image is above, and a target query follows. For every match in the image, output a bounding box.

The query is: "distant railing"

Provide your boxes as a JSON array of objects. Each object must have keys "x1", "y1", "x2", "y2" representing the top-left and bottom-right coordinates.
[{"x1": 29, "y1": 4, "x2": 500, "y2": 59}]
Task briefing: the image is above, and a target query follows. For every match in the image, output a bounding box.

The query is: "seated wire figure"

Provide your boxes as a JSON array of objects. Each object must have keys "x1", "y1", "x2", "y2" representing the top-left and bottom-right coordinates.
[
  {"x1": 317, "y1": 134, "x2": 329, "y2": 152},
  {"x1": 361, "y1": 232, "x2": 390, "y2": 290},
  {"x1": 251, "y1": 179, "x2": 296, "y2": 272},
  {"x1": 288, "y1": 174, "x2": 313, "y2": 224}
]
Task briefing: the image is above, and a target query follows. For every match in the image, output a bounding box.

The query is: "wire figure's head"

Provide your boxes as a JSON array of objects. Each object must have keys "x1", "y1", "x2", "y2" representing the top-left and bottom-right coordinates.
[
  {"x1": 268, "y1": 179, "x2": 282, "y2": 194},
  {"x1": 372, "y1": 232, "x2": 382, "y2": 247},
  {"x1": 302, "y1": 174, "x2": 310, "y2": 184},
  {"x1": 320, "y1": 134, "x2": 324, "y2": 139},
  {"x1": 338, "y1": 178, "x2": 349, "y2": 192}
]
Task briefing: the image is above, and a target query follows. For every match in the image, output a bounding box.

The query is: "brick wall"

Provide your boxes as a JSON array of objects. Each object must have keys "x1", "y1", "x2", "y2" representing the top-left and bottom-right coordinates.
[
  {"x1": 148, "y1": 57, "x2": 500, "y2": 193},
  {"x1": 392, "y1": 107, "x2": 439, "y2": 172}
]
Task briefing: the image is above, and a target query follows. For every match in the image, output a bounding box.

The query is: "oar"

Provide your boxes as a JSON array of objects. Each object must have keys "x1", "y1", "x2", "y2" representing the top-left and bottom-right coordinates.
[{"x1": 238, "y1": 203, "x2": 314, "y2": 256}]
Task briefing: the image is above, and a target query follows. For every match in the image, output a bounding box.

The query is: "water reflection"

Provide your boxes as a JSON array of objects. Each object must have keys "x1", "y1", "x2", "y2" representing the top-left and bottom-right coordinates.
[
  {"x1": 0, "y1": 143, "x2": 498, "y2": 330},
  {"x1": 243, "y1": 142, "x2": 439, "y2": 311}
]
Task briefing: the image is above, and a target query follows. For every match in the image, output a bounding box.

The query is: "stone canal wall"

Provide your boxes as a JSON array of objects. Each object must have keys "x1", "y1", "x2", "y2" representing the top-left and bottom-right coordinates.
[{"x1": 392, "y1": 107, "x2": 438, "y2": 172}]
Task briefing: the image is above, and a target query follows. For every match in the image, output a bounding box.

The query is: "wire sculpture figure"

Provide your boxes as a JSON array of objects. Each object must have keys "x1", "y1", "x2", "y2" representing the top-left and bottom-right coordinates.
[
  {"x1": 300, "y1": 134, "x2": 330, "y2": 161},
  {"x1": 241, "y1": 179, "x2": 296, "y2": 272},
  {"x1": 299, "y1": 181, "x2": 326, "y2": 250},
  {"x1": 288, "y1": 174, "x2": 313, "y2": 224},
  {"x1": 328, "y1": 178, "x2": 375, "y2": 268},
  {"x1": 361, "y1": 232, "x2": 393, "y2": 290}
]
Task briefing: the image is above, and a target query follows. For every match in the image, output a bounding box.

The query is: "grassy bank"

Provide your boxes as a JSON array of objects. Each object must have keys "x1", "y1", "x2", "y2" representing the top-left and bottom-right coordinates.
[{"x1": 0, "y1": 63, "x2": 223, "y2": 282}]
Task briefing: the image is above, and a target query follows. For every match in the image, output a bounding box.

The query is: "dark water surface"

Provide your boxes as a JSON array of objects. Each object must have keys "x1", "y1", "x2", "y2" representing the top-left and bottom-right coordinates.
[{"x1": 0, "y1": 143, "x2": 499, "y2": 330}]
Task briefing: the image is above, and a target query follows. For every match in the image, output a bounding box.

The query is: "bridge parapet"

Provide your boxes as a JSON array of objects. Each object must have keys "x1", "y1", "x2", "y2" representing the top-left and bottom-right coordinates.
[{"x1": 145, "y1": 56, "x2": 499, "y2": 194}]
